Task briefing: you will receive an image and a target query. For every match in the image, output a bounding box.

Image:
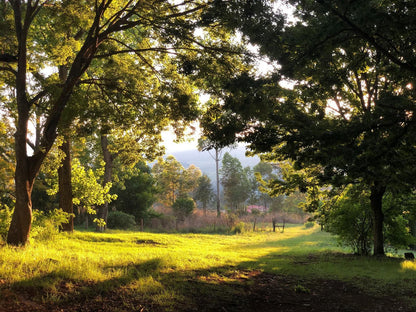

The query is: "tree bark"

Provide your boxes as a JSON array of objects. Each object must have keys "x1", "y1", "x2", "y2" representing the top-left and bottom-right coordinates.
[
  {"x1": 370, "y1": 182, "x2": 386, "y2": 256},
  {"x1": 97, "y1": 133, "x2": 113, "y2": 231},
  {"x1": 7, "y1": 3, "x2": 34, "y2": 245},
  {"x1": 7, "y1": 135, "x2": 33, "y2": 245},
  {"x1": 58, "y1": 137, "x2": 74, "y2": 232}
]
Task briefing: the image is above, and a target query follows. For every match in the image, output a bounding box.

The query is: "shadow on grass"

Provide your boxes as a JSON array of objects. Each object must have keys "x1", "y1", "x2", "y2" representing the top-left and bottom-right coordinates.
[
  {"x1": 3, "y1": 227, "x2": 416, "y2": 312},
  {"x1": 4, "y1": 253, "x2": 416, "y2": 312},
  {"x1": 4, "y1": 258, "x2": 164, "y2": 311}
]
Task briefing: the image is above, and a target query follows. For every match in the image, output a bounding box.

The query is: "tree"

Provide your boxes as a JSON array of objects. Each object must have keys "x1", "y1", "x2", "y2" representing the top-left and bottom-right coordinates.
[
  {"x1": 72, "y1": 38, "x2": 203, "y2": 229},
  {"x1": 202, "y1": 0, "x2": 416, "y2": 255},
  {"x1": 194, "y1": 174, "x2": 214, "y2": 215},
  {"x1": 0, "y1": 1, "x2": 246, "y2": 246},
  {"x1": 198, "y1": 138, "x2": 225, "y2": 217},
  {"x1": 152, "y1": 155, "x2": 202, "y2": 208},
  {"x1": 244, "y1": 166, "x2": 260, "y2": 206},
  {"x1": 172, "y1": 196, "x2": 195, "y2": 223},
  {"x1": 45, "y1": 157, "x2": 117, "y2": 226},
  {"x1": 253, "y1": 161, "x2": 277, "y2": 210},
  {"x1": 220, "y1": 152, "x2": 249, "y2": 212},
  {"x1": 306, "y1": 1, "x2": 416, "y2": 76},
  {"x1": 110, "y1": 162, "x2": 158, "y2": 223},
  {"x1": 327, "y1": 184, "x2": 415, "y2": 255},
  {"x1": 180, "y1": 164, "x2": 202, "y2": 199},
  {"x1": 153, "y1": 155, "x2": 185, "y2": 207}
]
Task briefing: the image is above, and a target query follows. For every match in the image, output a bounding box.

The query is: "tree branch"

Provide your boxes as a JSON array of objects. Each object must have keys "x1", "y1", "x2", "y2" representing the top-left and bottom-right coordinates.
[
  {"x1": 29, "y1": 89, "x2": 48, "y2": 107},
  {"x1": 26, "y1": 138, "x2": 36, "y2": 151},
  {"x1": 316, "y1": 0, "x2": 416, "y2": 74},
  {"x1": 0, "y1": 53, "x2": 18, "y2": 63},
  {"x1": 0, "y1": 65, "x2": 17, "y2": 75}
]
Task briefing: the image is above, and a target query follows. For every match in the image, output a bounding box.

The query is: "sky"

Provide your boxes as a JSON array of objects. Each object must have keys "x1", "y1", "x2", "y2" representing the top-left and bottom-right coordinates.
[{"x1": 162, "y1": 123, "x2": 201, "y2": 153}]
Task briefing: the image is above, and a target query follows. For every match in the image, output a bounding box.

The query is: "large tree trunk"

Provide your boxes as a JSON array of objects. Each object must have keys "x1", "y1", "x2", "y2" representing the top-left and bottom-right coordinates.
[
  {"x1": 7, "y1": 139, "x2": 33, "y2": 245},
  {"x1": 7, "y1": 10, "x2": 33, "y2": 245},
  {"x1": 8, "y1": 86, "x2": 38, "y2": 245},
  {"x1": 58, "y1": 137, "x2": 74, "y2": 232},
  {"x1": 96, "y1": 133, "x2": 113, "y2": 231},
  {"x1": 7, "y1": 1, "x2": 111, "y2": 245},
  {"x1": 7, "y1": 175, "x2": 33, "y2": 245},
  {"x1": 370, "y1": 182, "x2": 386, "y2": 256}
]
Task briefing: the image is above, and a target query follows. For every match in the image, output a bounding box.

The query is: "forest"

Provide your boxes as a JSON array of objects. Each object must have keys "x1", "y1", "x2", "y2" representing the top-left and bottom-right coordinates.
[{"x1": 1, "y1": 0, "x2": 416, "y2": 311}]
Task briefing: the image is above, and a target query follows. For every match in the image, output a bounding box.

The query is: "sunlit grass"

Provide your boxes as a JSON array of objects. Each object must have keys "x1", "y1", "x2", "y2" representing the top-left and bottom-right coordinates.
[
  {"x1": 0, "y1": 225, "x2": 331, "y2": 286},
  {"x1": 1, "y1": 224, "x2": 415, "y2": 309},
  {"x1": 401, "y1": 260, "x2": 416, "y2": 272}
]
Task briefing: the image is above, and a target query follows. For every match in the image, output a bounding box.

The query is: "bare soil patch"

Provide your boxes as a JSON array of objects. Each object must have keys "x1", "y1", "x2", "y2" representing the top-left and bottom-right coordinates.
[{"x1": 247, "y1": 273, "x2": 411, "y2": 312}]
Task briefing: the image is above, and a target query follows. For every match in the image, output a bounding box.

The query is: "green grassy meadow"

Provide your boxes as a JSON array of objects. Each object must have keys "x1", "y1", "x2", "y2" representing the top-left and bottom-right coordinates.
[{"x1": 1, "y1": 224, "x2": 415, "y2": 311}]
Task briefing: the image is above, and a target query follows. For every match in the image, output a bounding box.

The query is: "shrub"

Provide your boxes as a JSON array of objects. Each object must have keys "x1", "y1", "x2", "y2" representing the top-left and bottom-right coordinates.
[
  {"x1": 327, "y1": 185, "x2": 416, "y2": 255},
  {"x1": 304, "y1": 221, "x2": 315, "y2": 229},
  {"x1": 172, "y1": 197, "x2": 195, "y2": 222},
  {"x1": 0, "y1": 205, "x2": 12, "y2": 241},
  {"x1": 31, "y1": 208, "x2": 73, "y2": 241},
  {"x1": 383, "y1": 193, "x2": 416, "y2": 250},
  {"x1": 226, "y1": 212, "x2": 238, "y2": 229},
  {"x1": 326, "y1": 185, "x2": 373, "y2": 255},
  {"x1": 231, "y1": 221, "x2": 247, "y2": 234},
  {"x1": 107, "y1": 211, "x2": 136, "y2": 229}
]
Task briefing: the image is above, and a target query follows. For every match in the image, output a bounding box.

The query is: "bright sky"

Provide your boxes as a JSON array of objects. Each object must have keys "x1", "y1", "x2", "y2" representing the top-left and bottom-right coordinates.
[{"x1": 162, "y1": 122, "x2": 202, "y2": 153}]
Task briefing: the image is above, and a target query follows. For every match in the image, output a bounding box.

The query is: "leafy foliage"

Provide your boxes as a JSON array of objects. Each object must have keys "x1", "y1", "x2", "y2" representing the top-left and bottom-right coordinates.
[
  {"x1": 0, "y1": 205, "x2": 12, "y2": 242},
  {"x1": 106, "y1": 211, "x2": 136, "y2": 230},
  {"x1": 202, "y1": 0, "x2": 416, "y2": 255},
  {"x1": 172, "y1": 197, "x2": 196, "y2": 222},
  {"x1": 110, "y1": 162, "x2": 158, "y2": 222},
  {"x1": 31, "y1": 209, "x2": 73, "y2": 242},
  {"x1": 382, "y1": 193, "x2": 416, "y2": 250},
  {"x1": 327, "y1": 185, "x2": 374, "y2": 255},
  {"x1": 221, "y1": 152, "x2": 250, "y2": 212},
  {"x1": 327, "y1": 185, "x2": 415, "y2": 255},
  {"x1": 2, "y1": 0, "x2": 249, "y2": 245},
  {"x1": 46, "y1": 157, "x2": 117, "y2": 215},
  {"x1": 194, "y1": 174, "x2": 215, "y2": 214},
  {"x1": 0, "y1": 117, "x2": 14, "y2": 208},
  {"x1": 153, "y1": 156, "x2": 201, "y2": 207}
]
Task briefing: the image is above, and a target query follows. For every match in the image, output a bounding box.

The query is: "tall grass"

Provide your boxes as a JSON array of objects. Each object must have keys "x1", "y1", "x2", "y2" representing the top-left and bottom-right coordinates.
[{"x1": 147, "y1": 209, "x2": 304, "y2": 233}]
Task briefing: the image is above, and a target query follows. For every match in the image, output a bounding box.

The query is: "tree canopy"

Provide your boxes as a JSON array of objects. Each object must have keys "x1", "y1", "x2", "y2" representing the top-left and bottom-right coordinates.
[
  {"x1": 202, "y1": 0, "x2": 416, "y2": 255},
  {"x1": 0, "y1": 0, "x2": 248, "y2": 245}
]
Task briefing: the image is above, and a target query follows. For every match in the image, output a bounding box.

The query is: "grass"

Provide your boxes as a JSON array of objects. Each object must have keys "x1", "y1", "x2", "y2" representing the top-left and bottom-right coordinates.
[{"x1": 1, "y1": 224, "x2": 415, "y2": 311}]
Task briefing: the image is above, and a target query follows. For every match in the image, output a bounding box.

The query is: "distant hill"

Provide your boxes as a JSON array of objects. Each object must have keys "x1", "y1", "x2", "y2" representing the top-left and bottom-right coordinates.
[{"x1": 165, "y1": 145, "x2": 260, "y2": 182}]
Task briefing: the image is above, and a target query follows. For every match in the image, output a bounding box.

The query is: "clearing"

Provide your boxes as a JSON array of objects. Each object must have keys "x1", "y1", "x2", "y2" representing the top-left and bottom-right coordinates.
[{"x1": 0, "y1": 225, "x2": 415, "y2": 311}]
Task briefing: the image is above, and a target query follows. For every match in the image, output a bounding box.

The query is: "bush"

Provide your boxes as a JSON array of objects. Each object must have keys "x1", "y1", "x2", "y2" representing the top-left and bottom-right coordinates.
[
  {"x1": 231, "y1": 221, "x2": 247, "y2": 234},
  {"x1": 383, "y1": 193, "x2": 416, "y2": 250},
  {"x1": 107, "y1": 211, "x2": 136, "y2": 229},
  {"x1": 172, "y1": 197, "x2": 195, "y2": 222},
  {"x1": 304, "y1": 221, "x2": 315, "y2": 229},
  {"x1": 327, "y1": 185, "x2": 416, "y2": 255},
  {"x1": 31, "y1": 208, "x2": 73, "y2": 241},
  {"x1": 0, "y1": 205, "x2": 12, "y2": 241},
  {"x1": 226, "y1": 212, "x2": 238, "y2": 229},
  {"x1": 326, "y1": 185, "x2": 373, "y2": 255}
]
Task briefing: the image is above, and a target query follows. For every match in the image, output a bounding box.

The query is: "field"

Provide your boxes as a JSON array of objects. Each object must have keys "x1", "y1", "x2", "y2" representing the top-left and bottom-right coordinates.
[{"x1": 0, "y1": 224, "x2": 415, "y2": 311}]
